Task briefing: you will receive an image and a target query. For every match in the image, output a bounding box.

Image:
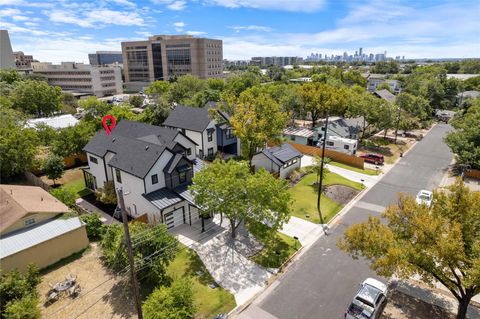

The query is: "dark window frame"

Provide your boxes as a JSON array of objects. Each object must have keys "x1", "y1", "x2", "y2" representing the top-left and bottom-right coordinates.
[
  {"x1": 115, "y1": 169, "x2": 122, "y2": 183},
  {"x1": 151, "y1": 174, "x2": 158, "y2": 184},
  {"x1": 89, "y1": 156, "x2": 98, "y2": 164},
  {"x1": 179, "y1": 171, "x2": 187, "y2": 184}
]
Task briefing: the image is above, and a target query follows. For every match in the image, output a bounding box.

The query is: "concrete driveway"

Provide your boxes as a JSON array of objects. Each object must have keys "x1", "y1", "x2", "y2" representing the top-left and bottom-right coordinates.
[
  {"x1": 172, "y1": 218, "x2": 272, "y2": 306},
  {"x1": 279, "y1": 216, "x2": 323, "y2": 247}
]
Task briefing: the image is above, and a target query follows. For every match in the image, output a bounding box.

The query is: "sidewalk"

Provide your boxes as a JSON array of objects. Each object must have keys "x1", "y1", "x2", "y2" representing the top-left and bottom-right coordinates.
[{"x1": 75, "y1": 198, "x2": 120, "y2": 224}]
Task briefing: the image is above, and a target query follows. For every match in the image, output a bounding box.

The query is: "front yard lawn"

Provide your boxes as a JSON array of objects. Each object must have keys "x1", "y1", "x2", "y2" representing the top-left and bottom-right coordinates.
[
  {"x1": 41, "y1": 168, "x2": 91, "y2": 197},
  {"x1": 248, "y1": 222, "x2": 300, "y2": 269},
  {"x1": 167, "y1": 247, "x2": 236, "y2": 317},
  {"x1": 330, "y1": 161, "x2": 379, "y2": 176},
  {"x1": 290, "y1": 172, "x2": 364, "y2": 224}
]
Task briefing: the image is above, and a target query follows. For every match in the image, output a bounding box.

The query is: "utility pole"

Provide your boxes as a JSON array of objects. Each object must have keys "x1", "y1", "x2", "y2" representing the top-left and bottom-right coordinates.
[
  {"x1": 394, "y1": 106, "x2": 401, "y2": 144},
  {"x1": 117, "y1": 189, "x2": 144, "y2": 319},
  {"x1": 316, "y1": 115, "x2": 329, "y2": 229}
]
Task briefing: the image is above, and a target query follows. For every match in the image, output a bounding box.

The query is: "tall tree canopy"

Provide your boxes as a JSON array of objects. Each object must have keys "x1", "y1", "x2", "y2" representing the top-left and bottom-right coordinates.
[
  {"x1": 338, "y1": 180, "x2": 480, "y2": 319},
  {"x1": 12, "y1": 80, "x2": 63, "y2": 117},
  {"x1": 229, "y1": 87, "x2": 290, "y2": 164},
  {"x1": 190, "y1": 160, "x2": 292, "y2": 238},
  {"x1": 445, "y1": 99, "x2": 480, "y2": 169}
]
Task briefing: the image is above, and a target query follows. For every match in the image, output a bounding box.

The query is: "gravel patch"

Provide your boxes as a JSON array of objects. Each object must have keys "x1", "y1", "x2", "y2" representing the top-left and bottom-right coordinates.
[{"x1": 324, "y1": 184, "x2": 359, "y2": 205}]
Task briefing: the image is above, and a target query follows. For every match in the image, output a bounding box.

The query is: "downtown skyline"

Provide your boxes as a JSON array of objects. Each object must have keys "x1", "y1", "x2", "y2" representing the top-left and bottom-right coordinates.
[{"x1": 0, "y1": 0, "x2": 479, "y2": 64}]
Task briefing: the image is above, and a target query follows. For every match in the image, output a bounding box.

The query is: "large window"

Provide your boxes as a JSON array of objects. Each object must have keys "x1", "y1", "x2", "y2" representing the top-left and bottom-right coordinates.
[
  {"x1": 151, "y1": 174, "x2": 158, "y2": 184},
  {"x1": 116, "y1": 169, "x2": 122, "y2": 183},
  {"x1": 207, "y1": 130, "x2": 214, "y2": 142},
  {"x1": 225, "y1": 129, "x2": 234, "y2": 139},
  {"x1": 166, "y1": 48, "x2": 191, "y2": 76},
  {"x1": 344, "y1": 145, "x2": 350, "y2": 150},
  {"x1": 186, "y1": 148, "x2": 192, "y2": 156},
  {"x1": 24, "y1": 217, "x2": 36, "y2": 226}
]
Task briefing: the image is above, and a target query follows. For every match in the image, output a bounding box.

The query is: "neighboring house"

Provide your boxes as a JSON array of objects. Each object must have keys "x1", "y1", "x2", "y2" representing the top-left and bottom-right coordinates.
[
  {"x1": 456, "y1": 90, "x2": 480, "y2": 106},
  {"x1": 374, "y1": 89, "x2": 397, "y2": 104},
  {"x1": 163, "y1": 103, "x2": 240, "y2": 159},
  {"x1": 0, "y1": 185, "x2": 89, "y2": 273},
  {"x1": 83, "y1": 120, "x2": 204, "y2": 229},
  {"x1": 283, "y1": 127, "x2": 316, "y2": 146},
  {"x1": 366, "y1": 74, "x2": 401, "y2": 93},
  {"x1": 26, "y1": 114, "x2": 79, "y2": 130},
  {"x1": 252, "y1": 143, "x2": 302, "y2": 179},
  {"x1": 322, "y1": 136, "x2": 358, "y2": 155}
]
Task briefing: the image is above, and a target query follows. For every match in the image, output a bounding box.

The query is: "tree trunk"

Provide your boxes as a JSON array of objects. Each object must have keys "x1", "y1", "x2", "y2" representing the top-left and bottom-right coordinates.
[
  {"x1": 456, "y1": 294, "x2": 473, "y2": 319},
  {"x1": 230, "y1": 220, "x2": 237, "y2": 239},
  {"x1": 219, "y1": 212, "x2": 223, "y2": 225},
  {"x1": 53, "y1": 179, "x2": 56, "y2": 186}
]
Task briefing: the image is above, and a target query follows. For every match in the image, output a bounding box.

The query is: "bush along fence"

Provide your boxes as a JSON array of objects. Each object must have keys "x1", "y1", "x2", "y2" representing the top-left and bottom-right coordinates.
[{"x1": 288, "y1": 142, "x2": 365, "y2": 169}]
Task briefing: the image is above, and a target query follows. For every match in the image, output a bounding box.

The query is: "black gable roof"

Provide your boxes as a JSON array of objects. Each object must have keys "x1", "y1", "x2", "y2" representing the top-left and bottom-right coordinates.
[
  {"x1": 83, "y1": 120, "x2": 182, "y2": 178},
  {"x1": 163, "y1": 105, "x2": 212, "y2": 132}
]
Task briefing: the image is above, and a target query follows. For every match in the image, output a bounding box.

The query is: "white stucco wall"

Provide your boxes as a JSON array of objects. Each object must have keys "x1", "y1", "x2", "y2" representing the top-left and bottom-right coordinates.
[
  {"x1": 114, "y1": 169, "x2": 158, "y2": 218},
  {"x1": 86, "y1": 152, "x2": 107, "y2": 189},
  {"x1": 173, "y1": 134, "x2": 197, "y2": 161},
  {"x1": 202, "y1": 121, "x2": 218, "y2": 157},
  {"x1": 252, "y1": 152, "x2": 280, "y2": 174},
  {"x1": 144, "y1": 150, "x2": 173, "y2": 194},
  {"x1": 184, "y1": 130, "x2": 203, "y2": 157}
]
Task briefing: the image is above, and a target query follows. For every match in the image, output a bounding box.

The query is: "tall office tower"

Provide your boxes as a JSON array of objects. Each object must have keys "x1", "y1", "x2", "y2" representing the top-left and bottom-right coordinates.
[
  {"x1": 122, "y1": 34, "x2": 223, "y2": 91},
  {"x1": 0, "y1": 30, "x2": 15, "y2": 69},
  {"x1": 88, "y1": 51, "x2": 123, "y2": 66},
  {"x1": 359, "y1": 47, "x2": 363, "y2": 56}
]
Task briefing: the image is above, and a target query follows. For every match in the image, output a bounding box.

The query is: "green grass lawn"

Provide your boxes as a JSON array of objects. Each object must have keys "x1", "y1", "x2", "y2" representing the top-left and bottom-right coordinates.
[
  {"x1": 290, "y1": 172, "x2": 364, "y2": 224},
  {"x1": 330, "y1": 161, "x2": 380, "y2": 176},
  {"x1": 62, "y1": 171, "x2": 91, "y2": 197},
  {"x1": 248, "y1": 222, "x2": 300, "y2": 269},
  {"x1": 167, "y1": 247, "x2": 236, "y2": 318}
]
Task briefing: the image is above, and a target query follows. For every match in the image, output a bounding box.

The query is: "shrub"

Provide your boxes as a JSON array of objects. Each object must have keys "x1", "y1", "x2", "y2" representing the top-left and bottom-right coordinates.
[
  {"x1": 80, "y1": 213, "x2": 105, "y2": 240},
  {"x1": 42, "y1": 154, "x2": 65, "y2": 186},
  {"x1": 143, "y1": 277, "x2": 196, "y2": 319},
  {"x1": 95, "y1": 181, "x2": 117, "y2": 205},
  {"x1": 4, "y1": 295, "x2": 41, "y2": 319},
  {"x1": 50, "y1": 187, "x2": 77, "y2": 208}
]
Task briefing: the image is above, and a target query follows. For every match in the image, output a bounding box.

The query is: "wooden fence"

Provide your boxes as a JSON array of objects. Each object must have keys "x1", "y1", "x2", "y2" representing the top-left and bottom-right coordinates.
[
  {"x1": 288, "y1": 142, "x2": 365, "y2": 169},
  {"x1": 31, "y1": 153, "x2": 88, "y2": 175},
  {"x1": 465, "y1": 169, "x2": 480, "y2": 179},
  {"x1": 23, "y1": 172, "x2": 51, "y2": 191}
]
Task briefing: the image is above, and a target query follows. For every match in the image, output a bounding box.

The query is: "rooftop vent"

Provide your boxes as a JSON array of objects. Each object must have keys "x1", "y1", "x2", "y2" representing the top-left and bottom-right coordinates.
[
  {"x1": 112, "y1": 137, "x2": 116, "y2": 142},
  {"x1": 145, "y1": 145, "x2": 149, "y2": 151}
]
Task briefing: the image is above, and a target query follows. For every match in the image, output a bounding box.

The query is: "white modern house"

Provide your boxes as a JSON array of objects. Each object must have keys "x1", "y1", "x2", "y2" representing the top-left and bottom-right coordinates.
[
  {"x1": 163, "y1": 103, "x2": 240, "y2": 159},
  {"x1": 252, "y1": 143, "x2": 303, "y2": 179},
  {"x1": 83, "y1": 120, "x2": 204, "y2": 229}
]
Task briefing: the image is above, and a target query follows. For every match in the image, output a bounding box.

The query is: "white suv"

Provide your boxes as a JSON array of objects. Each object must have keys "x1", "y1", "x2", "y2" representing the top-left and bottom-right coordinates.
[{"x1": 345, "y1": 278, "x2": 387, "y2": 319}]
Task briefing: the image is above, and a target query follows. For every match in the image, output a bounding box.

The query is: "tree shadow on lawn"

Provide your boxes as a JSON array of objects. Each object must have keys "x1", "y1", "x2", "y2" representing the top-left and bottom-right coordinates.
[
  {"x1": 184, "y1": 249, "x2": 217, "y2": 286},
  {"x1": 101, "y1": 278, "x2": 137, "y2": 319}
]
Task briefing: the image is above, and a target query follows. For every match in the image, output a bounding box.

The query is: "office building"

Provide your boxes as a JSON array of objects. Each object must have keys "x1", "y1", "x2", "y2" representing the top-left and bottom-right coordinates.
[
  {"x1": 14, "y1": 51, "x2": 37, "y2": 72},
  {"x1": 88, "y1": 51, "x2": 123, "y2": 66},
  {"x1": 31, "y1": 62, "x2": 123, "y2": 97},
  {"x1": 121, "y1": 35, "x2": 223, "y2": 91},
  {"x1": 0, "y1": 30, "x2": 15, "y2": 69},
  {"x1": 250, "y1": 56, "x2": 303, "y2": 67}
]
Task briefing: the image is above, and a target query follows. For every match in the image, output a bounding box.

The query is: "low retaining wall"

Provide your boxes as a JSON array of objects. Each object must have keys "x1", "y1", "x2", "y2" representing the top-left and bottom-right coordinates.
[{"x1": 288, "y1": 142, "x2": 365, "y2": 169}]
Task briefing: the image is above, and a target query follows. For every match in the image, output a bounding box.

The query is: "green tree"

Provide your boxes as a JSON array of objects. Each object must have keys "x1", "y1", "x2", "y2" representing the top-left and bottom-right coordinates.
[
  {"x1": 51, "y1": 121, "x2": 96, "y2": 158},
  {"x1": 463, "y1": 76, "x2": 480, "y2": 91},
  {"x1": 35, "y1": 123, "x2": 58, "y2": 146},
  {"x1": 43, "y1": 154, "x2": 65, "y2": 186},
  {"x1": 224, "y1": 70, "x2": 261, "y2": 97},
  {"x1": 12, "y1": 80, "x2": 63, "y2": 117},
  {"x1": 206, "y1": 77, "x2": 225, "y2": 91},
  {"x1": 129, "y1": 95, "x2": 144, "y2": 108},
  {"x1": 61, "y1": 92, "x2": 79, "y2": 114},
  {"x1": 298, "y1": 82, "x2": 349, "y2": 128},
  {"x1": 80, "y1": 213, "x2": 105, "y2": 239},
  {"x1": 4, "y1": 295, "x2": 40, "y2": 319},
  {"x1": 229, "y1": 87, "x2": 290, "y2": 164},
  {"x1": 376, "y1": 82, "x2": 393, "y2": 92},
  {"x1": 145, "y1": 80, "x2": 170, "y2": 98},
  {"x1": 191, "y1": 160, "x2": 292, "y2": 238},
  {"x1": 0, "y1": 108, "x2": 38, "y2": 180},
  {"x1": 0, "y1": 69, "x2": 22, "y2": 84},
  {"x1": 50, "y1": 187, "x2": 77, "y2": 208},
  {"x1": 338, "y1": 180, "x2": 480, "y2": 319},
  {"x1": 143, "y1": 277, "x2": 196, "y2": 319},
  {"x1": 0, "y1": 264, "x2": 40, "y2": 318},
  {"x1": 108, "y1": 104, "x2": 138, "y2": 121},
  {"x1": 169, "y1": 75, "x2": 206, "y2": 105},
  {"x1": 342, "y1": 70, "x2": 367, "y2": 87},
  {"x1": 445, "y1": 100, "x2": 480, "y2": 169},
  {"x1": 371, "y1": 61, "x2": 400, "y2": 74},
  {"x1": 79, "y1": 97, "x2": 111, "y2": 126},
  {"x1": 101, "y1": 222, "x2": 178, "y2": 283}
]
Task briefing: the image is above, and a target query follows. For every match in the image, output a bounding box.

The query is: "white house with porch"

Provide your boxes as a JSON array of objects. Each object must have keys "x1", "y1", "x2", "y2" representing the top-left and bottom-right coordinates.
[{"x1": 82, "y1": 120, "x2": 205, "y2": 229}]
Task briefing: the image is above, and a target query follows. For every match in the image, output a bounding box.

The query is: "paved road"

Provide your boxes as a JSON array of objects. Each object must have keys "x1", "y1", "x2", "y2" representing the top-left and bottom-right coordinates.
[{"x1": 240, "y1": 124, "x2": 454, "y2": 319}]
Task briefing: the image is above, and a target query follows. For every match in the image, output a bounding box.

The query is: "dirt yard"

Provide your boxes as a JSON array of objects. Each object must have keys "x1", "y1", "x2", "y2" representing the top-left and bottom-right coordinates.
[
  {"x1": 40, "y1": 167, "x2": 84, "y2": 187},
  {"x1": 324, "y1": 184, "x2": 359, "y2": 204},
  {"x1": 39, "y1": 243, "x2": 136, "y2": 319},
  {"x1": 382, "y1": 289, "x2": 455, "y2": 319}
]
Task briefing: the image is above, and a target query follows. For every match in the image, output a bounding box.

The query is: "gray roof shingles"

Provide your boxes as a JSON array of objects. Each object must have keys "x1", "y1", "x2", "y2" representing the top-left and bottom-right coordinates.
[
  {"x1": 163, "y1": 105, "x2": 212, "y2": 132},
  {"x1": 261, "y1": 143, "x2": 302, "y2": 166}
]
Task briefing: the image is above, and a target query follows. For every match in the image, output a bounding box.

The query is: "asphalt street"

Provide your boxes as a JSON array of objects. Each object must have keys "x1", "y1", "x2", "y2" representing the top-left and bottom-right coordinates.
[{"x1": 245, "y1": 124, "x2": 454, "y2": 319}]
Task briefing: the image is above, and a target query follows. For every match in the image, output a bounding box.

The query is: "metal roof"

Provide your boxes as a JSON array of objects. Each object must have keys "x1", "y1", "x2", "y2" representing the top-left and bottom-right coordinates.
[
  {"x1": 283, "y1": 127, "x2": 314, "y2": 138},
  {"x1": 174, "y1": 185, "x2": 196, "y2": 205},
  {"x1": 0, "y1": 217, "x2": 84, "y2": 258},
  {"x1": 260, "y1": 143, "x2": 302, "y2": 166},
  {"x1": 143, "y1": 188, "x2": 183, "y2": 210},
  {"x1": 374, "y1": 89, "x2": 396, "y2": 103},
  {"x1": 26, "y1": 114, "x2": 79, "y2": 130}
]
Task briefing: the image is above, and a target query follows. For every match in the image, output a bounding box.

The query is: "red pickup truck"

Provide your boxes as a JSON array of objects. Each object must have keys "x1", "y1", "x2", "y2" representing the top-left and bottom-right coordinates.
[{"x1": 359, "y1": 153, "x2": 384, "y2": 165}]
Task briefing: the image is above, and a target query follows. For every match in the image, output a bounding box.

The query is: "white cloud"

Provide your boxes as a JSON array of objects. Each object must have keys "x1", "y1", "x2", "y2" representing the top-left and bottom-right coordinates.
[
  {"x1": 186, "y1": 30, "x2": 206, "y2": 36},
  {"x1": 24, "y1": 22, "x2": 39, "y2": 27},
  {"x1": 173, "y1": 21, "x2": 185, "y2": 32},
  {"x1": 206, "y1": 0, "x2": 326, "y2": 12},
  {"x1": 0, "y1": 0, "x2": 53, "y2": 7},
  {"x1": 12, "y1": 15, "x2": 29, "y2": 21},
  {"x1": 136, "y1": 30, "x2": 152, "y2": 37},
  {"x1": 46, "y1": 8, "x2": 145, "y2": 28},
  {"x1": 109, "y1": 0, "x2": 136, "y2": 8},
  {"x1": 151, "y1": 0, "x2": 187, "y2": 11},
  {"x1": 230, "y1": 25, "x2": 273, "y2": 32},
  {"x1": 0, "y1": 8, "x2": 20, "y2": 16}
]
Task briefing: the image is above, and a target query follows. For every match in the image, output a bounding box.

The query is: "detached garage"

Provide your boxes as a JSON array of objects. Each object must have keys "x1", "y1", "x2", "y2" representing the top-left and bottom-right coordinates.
[{"x1": 252, "y1": 143, "x2": 303, "y2": 179}]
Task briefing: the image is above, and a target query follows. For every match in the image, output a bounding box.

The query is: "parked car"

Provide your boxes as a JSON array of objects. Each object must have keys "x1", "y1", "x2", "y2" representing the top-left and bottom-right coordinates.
[
  {"x1": 359, "y1": 153, "x2": 384, "y2": 165},
  {"x1": 345, "y1": 278, "x2": 388, "y2": 319},
  {"x1": 416, "y1": 190, "x2": 433, "y2": 207}
]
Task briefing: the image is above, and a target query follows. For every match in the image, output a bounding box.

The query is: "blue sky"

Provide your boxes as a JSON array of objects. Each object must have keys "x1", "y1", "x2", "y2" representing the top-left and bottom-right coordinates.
[{"x1": 1, "y1": 0, "x2": 479, "y2": 63}]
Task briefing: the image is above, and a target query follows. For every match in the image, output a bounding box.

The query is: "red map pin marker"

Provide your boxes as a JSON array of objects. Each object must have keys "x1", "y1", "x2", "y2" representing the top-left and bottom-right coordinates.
[{"x1": 102, "y1": 115, "x2": 116, "y2": 135}]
